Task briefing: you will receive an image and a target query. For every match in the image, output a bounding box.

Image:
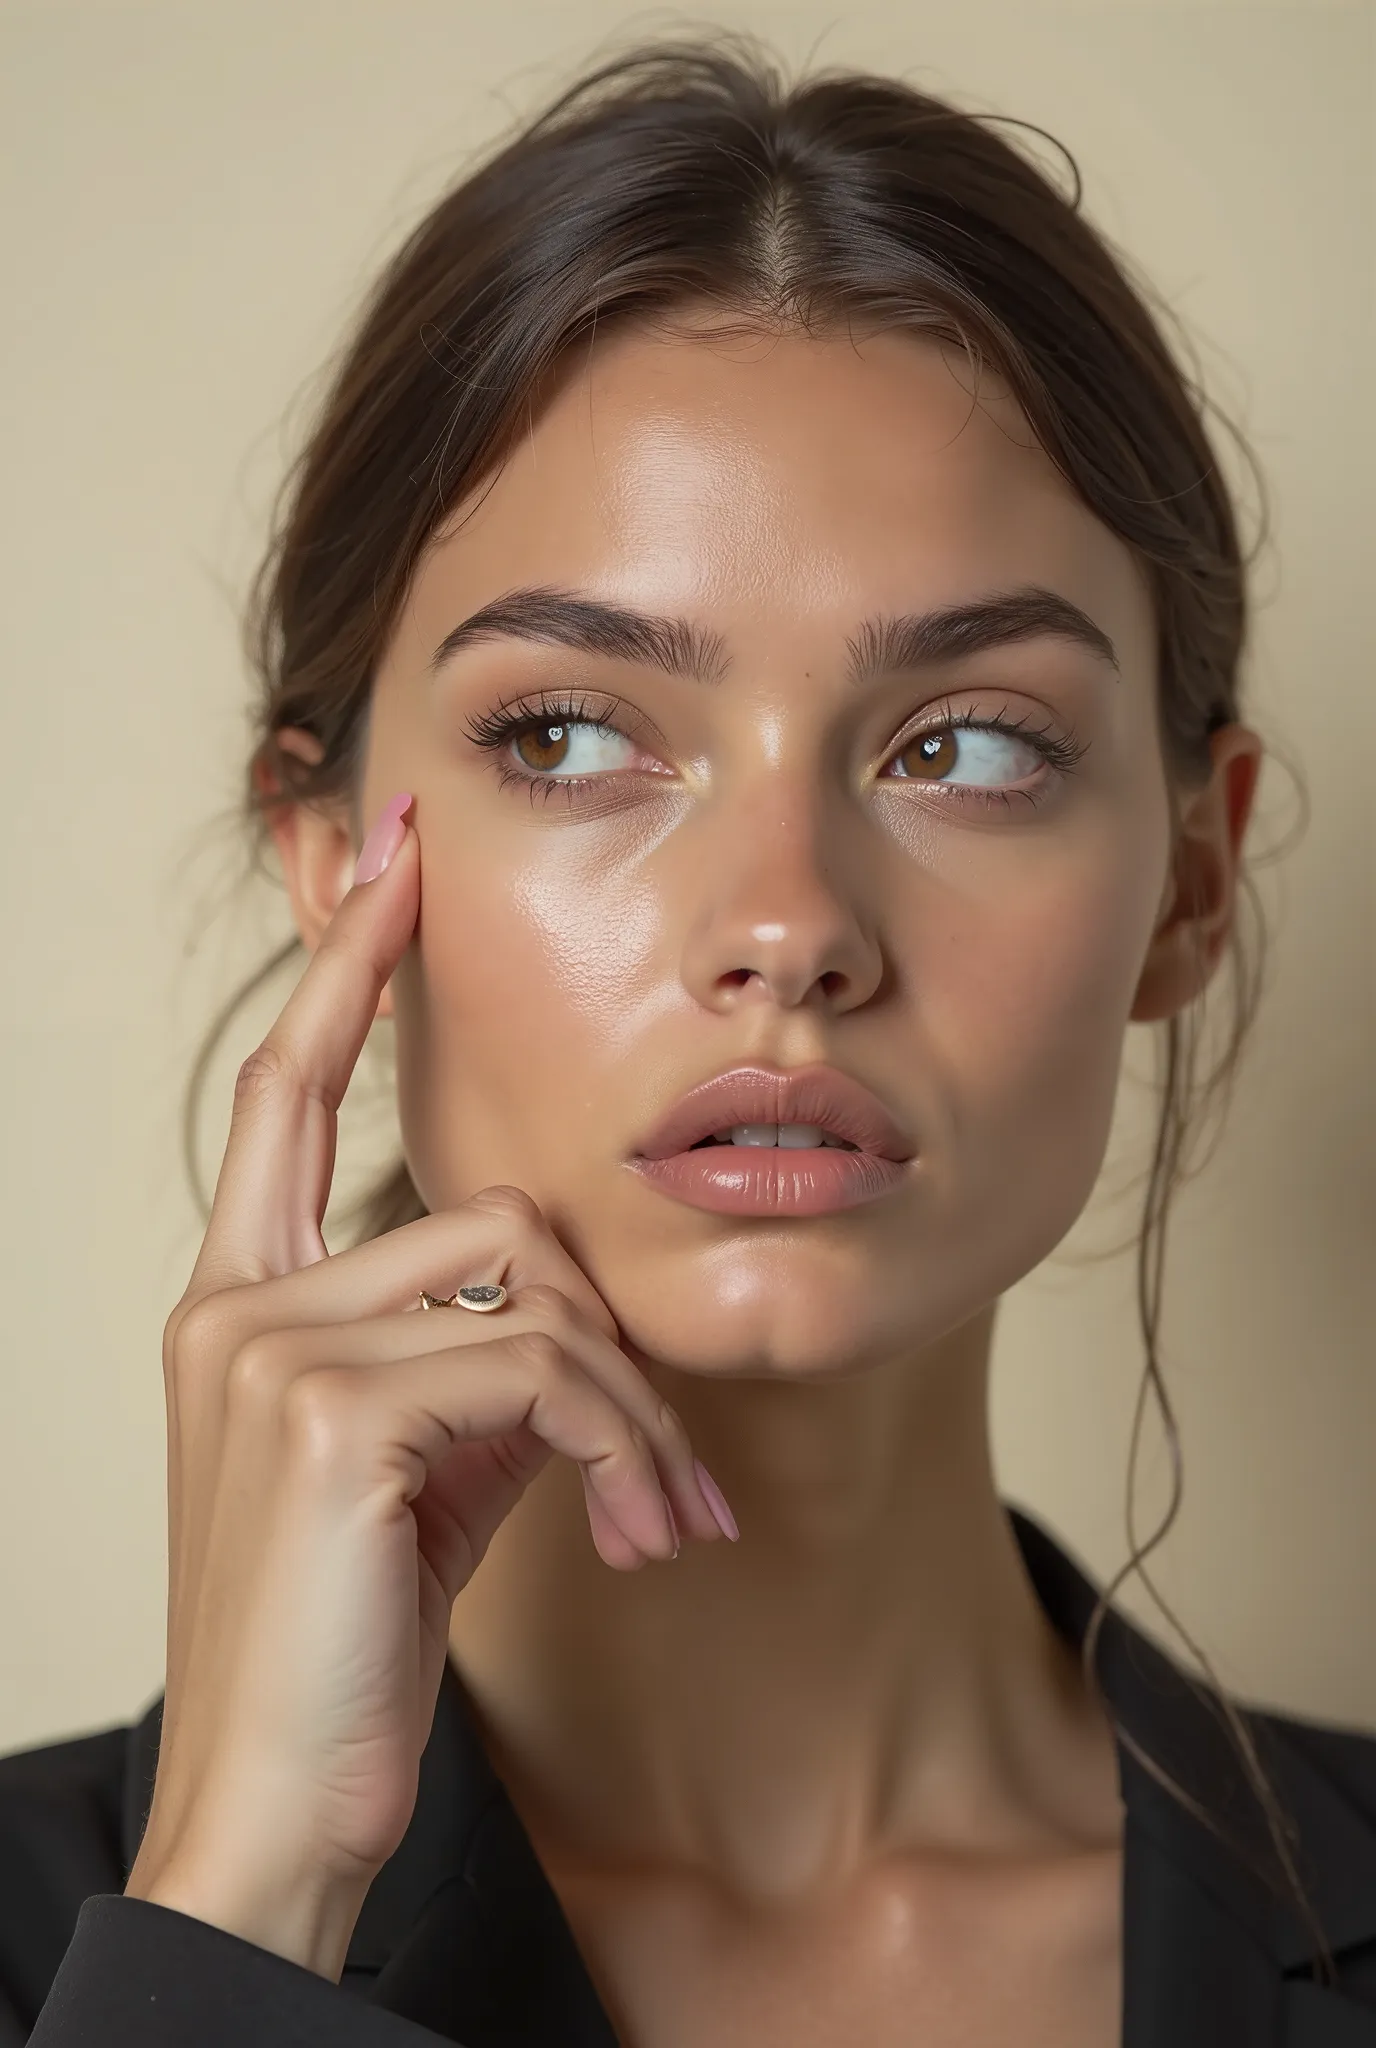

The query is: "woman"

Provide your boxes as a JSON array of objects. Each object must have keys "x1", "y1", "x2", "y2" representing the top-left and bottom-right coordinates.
[{"x1": 2, "y1": 36, "x2": 1373, "y2": 2047}]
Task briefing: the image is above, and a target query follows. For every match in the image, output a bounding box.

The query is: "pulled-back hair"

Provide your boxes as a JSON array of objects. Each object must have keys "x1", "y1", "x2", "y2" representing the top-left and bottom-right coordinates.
[{"x1": 189, "y1": 30, "x2": 1320, "y2": 1964}]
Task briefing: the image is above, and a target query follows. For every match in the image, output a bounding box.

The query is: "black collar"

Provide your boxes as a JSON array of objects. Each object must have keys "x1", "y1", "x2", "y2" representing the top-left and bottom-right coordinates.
[{"x1": 121, "y1": 1507, "x2": 1376, "y2": 2045}]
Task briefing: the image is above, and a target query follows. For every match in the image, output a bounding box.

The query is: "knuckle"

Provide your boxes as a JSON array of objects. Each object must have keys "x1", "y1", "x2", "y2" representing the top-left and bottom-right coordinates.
[
  {"x1": 161, "y1": 1294, "x2": 196, "y2": 1365},
  {"x1": 224, "y1": 1329, "x2": 298, "y2": 1412},
  {"x1": 513, "y1": 1282, "x2": 572, "y2": 1324},
  {"x1": 653, "y1": 1397, "x2": 689, "y2": 1452},
  {"x1": 507, "y1": 1328, "x2": 565, "y2": 1378},
  {"x1": 165, "y1": 1292, "x2": 238, "y2": 1376},
  {"x1": 465, "y1": 1184, "x2": 543, "y2": 1229},
  {"x1": 233, "y1": 1041, "x2": 293, "y2": 1108},
  {"x1": 623, "y1": 1418, "x2": 652, "y2": 1466},
  {"x1": 280, "y1": 1368, "x2": 355, "y2": 1458}
]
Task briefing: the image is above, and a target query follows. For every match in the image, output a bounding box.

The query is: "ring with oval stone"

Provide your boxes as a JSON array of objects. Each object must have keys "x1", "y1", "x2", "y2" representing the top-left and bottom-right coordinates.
[{"x1": 418, "y1": 1284, "x2": 509, "y2": 1314}]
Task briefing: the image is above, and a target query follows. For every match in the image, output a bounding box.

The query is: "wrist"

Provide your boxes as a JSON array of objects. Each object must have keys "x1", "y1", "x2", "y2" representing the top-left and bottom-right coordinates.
[{"x1": 125, "y1": 1846, "x2": 373, "y2": 1981}]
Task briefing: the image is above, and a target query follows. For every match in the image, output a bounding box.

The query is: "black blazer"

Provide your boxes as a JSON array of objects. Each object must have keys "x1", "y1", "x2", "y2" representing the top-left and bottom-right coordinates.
[{"x1": 3, "y1": 1509, "x2": 1375, "y2": 2045}]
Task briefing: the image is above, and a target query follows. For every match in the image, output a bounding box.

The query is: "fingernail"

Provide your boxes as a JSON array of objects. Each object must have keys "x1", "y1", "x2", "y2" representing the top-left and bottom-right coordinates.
[
  {"x1": 665, "y1": 1498, "x2": 681, "y2": 1557},
  {"x1": 694, "y1": 1458, "x2": 739, "y2": 1542},
  {"x1": 354, "y1": 793, "x2": 413, "y2": 884}
]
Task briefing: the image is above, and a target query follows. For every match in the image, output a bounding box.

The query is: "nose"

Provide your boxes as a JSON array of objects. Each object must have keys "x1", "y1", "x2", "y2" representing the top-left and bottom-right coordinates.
[{"x1": 678, "y1": 785, "x2": 885, "y2": 1016}]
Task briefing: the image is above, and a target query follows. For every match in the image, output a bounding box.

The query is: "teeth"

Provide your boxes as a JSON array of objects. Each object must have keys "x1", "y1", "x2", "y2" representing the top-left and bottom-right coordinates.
[{"x1": 709, "y1": 1124, "x2": 854, "y2": 1150}]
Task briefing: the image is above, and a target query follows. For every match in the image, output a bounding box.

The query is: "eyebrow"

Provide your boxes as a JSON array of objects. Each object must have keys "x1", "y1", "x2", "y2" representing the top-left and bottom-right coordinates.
[{"x1": 429, "y1": 582, "x2": 1120, "y2": 686}]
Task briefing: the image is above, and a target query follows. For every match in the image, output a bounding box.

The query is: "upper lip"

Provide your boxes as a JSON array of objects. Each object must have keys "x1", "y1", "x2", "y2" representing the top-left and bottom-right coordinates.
[{"x1": 632, "y1": 1064, "x2": 916, "y2": 1163}]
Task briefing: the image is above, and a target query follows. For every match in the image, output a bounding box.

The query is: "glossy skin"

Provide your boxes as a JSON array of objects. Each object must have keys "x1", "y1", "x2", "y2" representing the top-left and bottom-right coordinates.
[
  {"x1": 145, "y1": 317, "x2": 1261, "y2": 2044},
  {"x1": 373, "y1": 323, "x2": 1186, "y2": 1384}
]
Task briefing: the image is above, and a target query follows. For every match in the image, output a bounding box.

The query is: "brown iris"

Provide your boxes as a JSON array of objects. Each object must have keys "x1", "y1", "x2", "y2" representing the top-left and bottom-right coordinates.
[
  {"x1": 514, "y1": 722, "x2": 571, "y2": 772},
  {"x1": 890, "y1": 729, "x2": 957, "y2": 780}
]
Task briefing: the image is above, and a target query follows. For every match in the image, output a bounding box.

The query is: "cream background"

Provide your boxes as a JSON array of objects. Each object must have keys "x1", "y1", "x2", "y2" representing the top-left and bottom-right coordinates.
[{"x1": 0, "y1": 0, "x2": 1371, "y2": 1755}]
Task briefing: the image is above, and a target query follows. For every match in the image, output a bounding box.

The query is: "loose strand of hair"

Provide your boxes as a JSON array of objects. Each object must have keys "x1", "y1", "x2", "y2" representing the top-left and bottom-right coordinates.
[{"x1": 1080, "y1": 992, "x2": 1336, "y2": 1983}]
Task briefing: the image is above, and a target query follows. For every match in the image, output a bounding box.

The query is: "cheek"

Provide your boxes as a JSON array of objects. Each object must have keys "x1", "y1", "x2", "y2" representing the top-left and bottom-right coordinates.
[
  {"x1": 391, "y1": 818, "x2": 670, "y2": 1200},
  {"x1": 913, "y1": 806, "x2": 1170, "y2": 1230}
]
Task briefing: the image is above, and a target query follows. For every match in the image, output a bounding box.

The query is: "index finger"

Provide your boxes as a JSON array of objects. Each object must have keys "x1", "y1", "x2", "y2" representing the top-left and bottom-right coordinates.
[{"x1": 192, "y1": 794, "x2": 420, "y2": 1292}]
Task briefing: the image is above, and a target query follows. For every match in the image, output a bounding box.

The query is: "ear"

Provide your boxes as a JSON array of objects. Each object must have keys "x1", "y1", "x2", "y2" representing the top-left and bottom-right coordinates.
[
  {"x1": 258, "y1": 729, "x2": 397, "y2": 1021},
  {"x1": 1131, "y1": 723, "x2": 1265, "y2": 1024}
]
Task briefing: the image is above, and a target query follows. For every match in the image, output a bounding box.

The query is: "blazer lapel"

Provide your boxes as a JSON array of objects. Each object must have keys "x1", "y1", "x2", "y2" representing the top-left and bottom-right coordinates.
[
  {"x1": 370, "y1": 1794, "x2": 619, "y2": 2046},
  {"x1": 1010, "y1": 1508, "x2": 1376, "y2": 2043},
  {"x1": 1121, "y1": 1805, "x2": 1279, "y2": 2046},
  {"x1": 346, "y1": 1664, "x2": 616, "y2": 2044}
]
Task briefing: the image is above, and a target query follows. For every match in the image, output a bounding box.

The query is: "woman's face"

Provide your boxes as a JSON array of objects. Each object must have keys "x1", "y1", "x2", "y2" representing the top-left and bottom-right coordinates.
[{"x1": 363, "y1": 320, "x2": 1172, "y2": 1380}]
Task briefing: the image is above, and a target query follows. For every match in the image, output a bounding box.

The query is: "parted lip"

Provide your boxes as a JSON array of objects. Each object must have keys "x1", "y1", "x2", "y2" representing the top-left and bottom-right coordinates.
[{"x1": 632, "y1": 1064, "x2": 916, "y2": 1163}]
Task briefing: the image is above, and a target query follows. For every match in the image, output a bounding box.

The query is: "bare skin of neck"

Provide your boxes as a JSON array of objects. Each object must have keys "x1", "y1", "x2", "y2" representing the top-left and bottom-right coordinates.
[{"x1": 447, "y1": 1300, "x2": 1125, "y2": 2045}]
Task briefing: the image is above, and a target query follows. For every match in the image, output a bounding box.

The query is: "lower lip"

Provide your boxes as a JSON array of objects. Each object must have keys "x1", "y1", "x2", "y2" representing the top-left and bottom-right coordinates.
[{"x1": 627, "y1": 1146, "x2": 908, "y2": 1217}]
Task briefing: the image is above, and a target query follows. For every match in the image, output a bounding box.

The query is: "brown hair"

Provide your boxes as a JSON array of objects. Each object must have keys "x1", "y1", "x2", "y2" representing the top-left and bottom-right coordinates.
[{"x1": 190, "y1": 31, "x2": 1324, "y2": 1968}]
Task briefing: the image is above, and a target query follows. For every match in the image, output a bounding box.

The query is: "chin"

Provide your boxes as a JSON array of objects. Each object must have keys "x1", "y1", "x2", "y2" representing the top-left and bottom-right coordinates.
[{"x1": 601, "y1": 1257, "x2": 976, "y2": 1385}]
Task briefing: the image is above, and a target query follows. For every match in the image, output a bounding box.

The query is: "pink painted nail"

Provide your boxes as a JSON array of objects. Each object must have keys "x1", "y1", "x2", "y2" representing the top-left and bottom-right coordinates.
[
  {"x1": 694, "y1": 1458, "x2": 739, "y2": 1542},
  {"x1": 354, "y1": 793, "x2": 413, "y2": 884}
]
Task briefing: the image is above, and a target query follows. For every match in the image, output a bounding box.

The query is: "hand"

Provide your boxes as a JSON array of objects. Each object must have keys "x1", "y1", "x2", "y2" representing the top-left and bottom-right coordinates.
[{"x1": 124, "y1": 796, "x2": 730, "y2": 1979}]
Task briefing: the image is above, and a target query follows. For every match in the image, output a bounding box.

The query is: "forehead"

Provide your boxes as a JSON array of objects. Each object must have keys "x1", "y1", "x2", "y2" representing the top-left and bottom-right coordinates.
[{"x1": 409, "y1": 318, "x2": 1151, "y2": 664}]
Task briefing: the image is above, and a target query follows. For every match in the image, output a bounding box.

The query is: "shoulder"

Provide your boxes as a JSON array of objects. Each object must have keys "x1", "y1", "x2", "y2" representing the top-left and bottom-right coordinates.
[
  {"x1": 1253, "y1": 1699, "x2": 1376, "y2": 1823},
  {"x1": 0, "y1": 1718, "x2": 133, "y2": 1877},
  {"x1": 0, "y1": 1719, "x2": 139, "y2": 2037}
]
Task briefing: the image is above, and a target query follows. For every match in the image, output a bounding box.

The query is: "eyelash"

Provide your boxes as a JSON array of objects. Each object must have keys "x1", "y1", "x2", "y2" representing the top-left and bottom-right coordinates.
[
  {"x1": 461, "y1": 690, "x2": 1091, "y2": 812},
  {"x1": 462, "y1": 691, "x2": 645, "y2": 808}
]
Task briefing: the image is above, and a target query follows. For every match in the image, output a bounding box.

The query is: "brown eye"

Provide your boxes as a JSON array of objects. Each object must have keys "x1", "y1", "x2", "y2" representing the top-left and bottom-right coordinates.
[
  {"x1": 514, "y1": 722, "x2": 571, "y2": 771},
  {"x1": 889, "y1": 730, "x2": 958, "y2": 780}
]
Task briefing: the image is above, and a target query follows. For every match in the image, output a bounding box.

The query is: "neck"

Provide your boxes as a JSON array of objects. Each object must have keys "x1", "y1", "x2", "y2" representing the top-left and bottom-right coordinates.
[{"x1": 446, "y1": 1299, "x2": 1121, "y2": 1900}]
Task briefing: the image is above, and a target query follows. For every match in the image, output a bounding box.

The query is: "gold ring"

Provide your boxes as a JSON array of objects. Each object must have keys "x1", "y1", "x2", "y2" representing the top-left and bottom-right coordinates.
[{"x1": 418, "y1": 1284, "x2": 508, "y2": 1314}]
